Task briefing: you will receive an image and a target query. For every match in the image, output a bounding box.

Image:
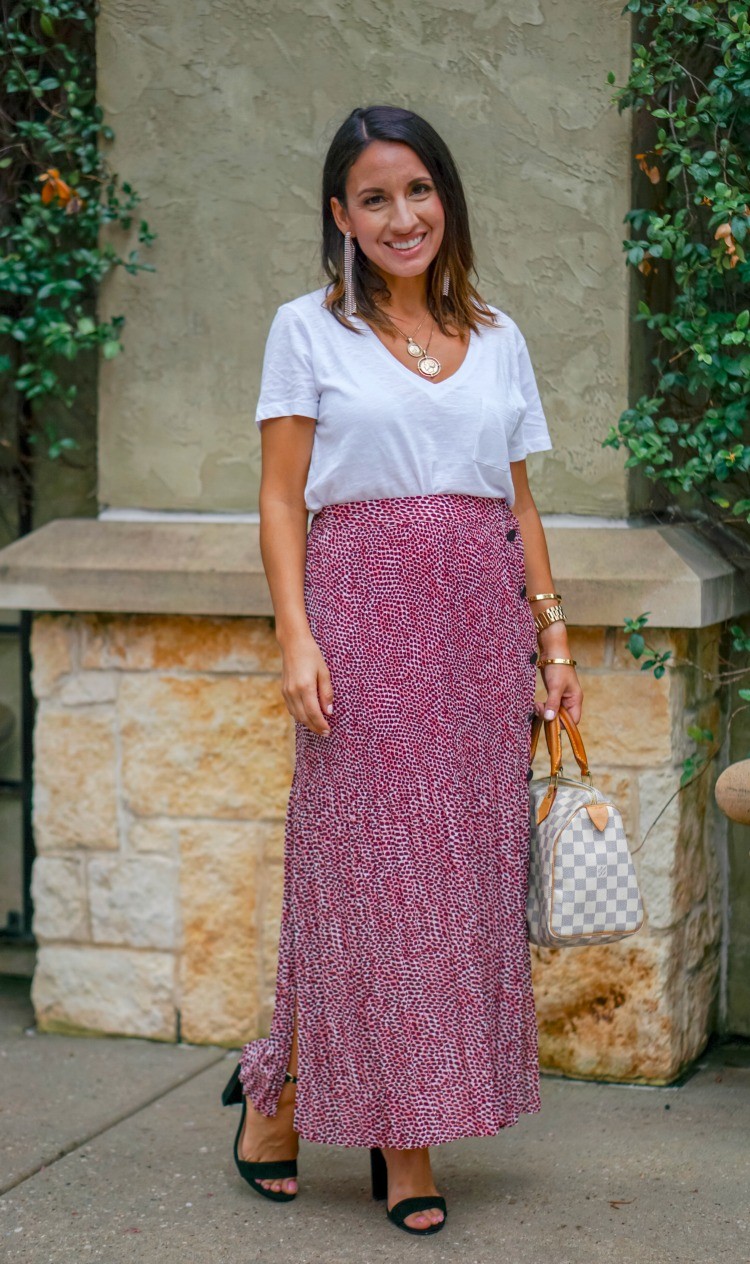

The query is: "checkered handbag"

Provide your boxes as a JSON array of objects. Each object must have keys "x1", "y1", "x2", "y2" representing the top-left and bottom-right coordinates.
[{"x1": 526, "y1": 704, "x2": 644, "y2": 947}]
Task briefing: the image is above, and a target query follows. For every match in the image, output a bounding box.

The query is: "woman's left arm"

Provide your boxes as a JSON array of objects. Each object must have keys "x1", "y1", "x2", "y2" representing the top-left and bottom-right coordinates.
[{"x1": 510, "y1": 459, "x2": 584, "y2": 726}]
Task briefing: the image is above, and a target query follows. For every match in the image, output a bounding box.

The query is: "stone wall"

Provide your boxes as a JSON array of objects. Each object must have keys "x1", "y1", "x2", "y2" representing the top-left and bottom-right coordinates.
[
  {"x1": 29, "y1": 613, "x2": 290, "y2": 1044},
  {"x1": 29, "y1": 612, "x2": 724, "y2": 1083}
]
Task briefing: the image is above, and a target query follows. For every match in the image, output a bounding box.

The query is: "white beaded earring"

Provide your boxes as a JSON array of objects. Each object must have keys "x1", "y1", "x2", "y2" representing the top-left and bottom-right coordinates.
[
  {"x1": 442, "y1": 266, "x2": 450, "y2": 297},
  {"x1": 343, "y1": 230, "x2": 356, "y2": 316}
]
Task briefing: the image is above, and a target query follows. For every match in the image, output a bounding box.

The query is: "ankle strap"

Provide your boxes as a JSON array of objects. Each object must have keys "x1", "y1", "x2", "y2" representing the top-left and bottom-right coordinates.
[{"x1": 284, "y1": 1072, "x2": 298, "y2": 1084}]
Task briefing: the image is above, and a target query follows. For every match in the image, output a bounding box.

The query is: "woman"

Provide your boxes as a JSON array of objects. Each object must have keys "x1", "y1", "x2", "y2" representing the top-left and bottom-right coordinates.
[{"x1": 222, "y1": 104, "x2": 583, "y2": 1237}]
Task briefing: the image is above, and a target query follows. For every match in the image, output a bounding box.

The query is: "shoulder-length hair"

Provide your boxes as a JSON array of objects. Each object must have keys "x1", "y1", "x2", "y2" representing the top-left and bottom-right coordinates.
[{"x1": 321, "y1": 105, "x2": 499, "y2": 336}]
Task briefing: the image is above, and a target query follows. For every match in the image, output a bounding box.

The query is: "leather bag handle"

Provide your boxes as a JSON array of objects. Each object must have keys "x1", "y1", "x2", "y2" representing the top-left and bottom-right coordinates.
[
  {"x1": 529, "y1": 705, "x2": 604, "y2": 829},
  {"x1": 530, "y1": 704, "x2": 590, "y2": 779}
]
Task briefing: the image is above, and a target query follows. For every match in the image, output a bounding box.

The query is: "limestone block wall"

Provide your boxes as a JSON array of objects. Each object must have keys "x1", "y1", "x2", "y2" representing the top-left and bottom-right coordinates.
[
  {"x1": 29, "y1": 613, "x2": 290, "y2": 1045},
  {"x1": 29, "y1": 613, "x2": 724, "y2": 1083}
]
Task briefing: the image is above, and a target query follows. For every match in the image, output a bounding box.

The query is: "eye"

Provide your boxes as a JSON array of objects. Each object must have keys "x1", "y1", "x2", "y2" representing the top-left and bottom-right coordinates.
[{"x1": 362, "y1": 183, "x2": 432, "y2": 206}]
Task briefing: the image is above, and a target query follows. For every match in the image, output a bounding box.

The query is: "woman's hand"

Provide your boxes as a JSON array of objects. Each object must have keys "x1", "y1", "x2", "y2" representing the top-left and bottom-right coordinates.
[
  {"x1": 534, "y1": 663, "x2": 583, "y2": 727},
  {"x1": 280, "y1": 633, "x2": 335, "y2": 736}
]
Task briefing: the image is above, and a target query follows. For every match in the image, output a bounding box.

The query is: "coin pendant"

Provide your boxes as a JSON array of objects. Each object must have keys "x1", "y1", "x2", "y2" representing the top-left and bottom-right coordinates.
[
  {"x1": 418, "y1": 355, "x2": 441, "y2": 378},
  {"x1": 406, "y1": 338, "x2": 423, "y2": 358}
]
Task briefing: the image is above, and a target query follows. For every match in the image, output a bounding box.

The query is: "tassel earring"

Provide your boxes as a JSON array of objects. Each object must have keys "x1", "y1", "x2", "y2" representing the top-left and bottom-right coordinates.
[
  {"x1": 442, "y1": 266, "x2": 450, "y2": 297},
  {"x1": 343, "y1": 230, "x2": 356, "y2": 317}
]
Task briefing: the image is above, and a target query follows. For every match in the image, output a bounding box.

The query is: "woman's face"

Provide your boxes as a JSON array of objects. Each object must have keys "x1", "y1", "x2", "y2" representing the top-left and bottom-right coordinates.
[{"x1": 330, "y1": 140, "x2": 445, "y2": 284}]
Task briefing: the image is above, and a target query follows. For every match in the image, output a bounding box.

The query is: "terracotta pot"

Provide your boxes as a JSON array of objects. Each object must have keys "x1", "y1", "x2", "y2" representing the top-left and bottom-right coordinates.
[{"x1": 715, "y1": 759, "x2": 750, "y2": 825}]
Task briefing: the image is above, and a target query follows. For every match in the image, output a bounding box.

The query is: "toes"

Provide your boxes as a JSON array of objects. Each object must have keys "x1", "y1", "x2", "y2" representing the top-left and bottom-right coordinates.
[
  {"x1": 404, "y1": 1207, "x2": 443, "y2": 1230},
  {"x1": 258, "y1": 1177, "x2": 297, "y2": 1195}
]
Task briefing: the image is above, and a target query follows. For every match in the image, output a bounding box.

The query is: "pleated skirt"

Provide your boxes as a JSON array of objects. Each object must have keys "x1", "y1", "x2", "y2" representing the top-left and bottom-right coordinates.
[{"x1": 239, "y1": 492, "x2": 542, "y2": 1148}]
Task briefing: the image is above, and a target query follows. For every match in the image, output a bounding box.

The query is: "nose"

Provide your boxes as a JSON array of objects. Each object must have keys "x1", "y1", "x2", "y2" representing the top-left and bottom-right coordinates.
[{"x1": 387, "y1": 196, "x2": 422, "y2": 236}]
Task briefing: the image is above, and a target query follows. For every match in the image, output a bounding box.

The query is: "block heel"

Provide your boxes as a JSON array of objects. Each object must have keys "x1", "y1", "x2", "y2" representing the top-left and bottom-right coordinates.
[
  {"x1": 221, "y1": 1061, "x2": 244, "y2": 1106},
  {"x1": 370, "y1": 1145, "x2": 388, "y2": 1200}
]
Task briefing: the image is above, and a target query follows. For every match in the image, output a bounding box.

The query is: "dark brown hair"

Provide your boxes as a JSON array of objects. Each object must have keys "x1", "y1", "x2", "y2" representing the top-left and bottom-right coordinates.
[{"x1": 321, "y1": 105, "x2": 499, "y2": 337}]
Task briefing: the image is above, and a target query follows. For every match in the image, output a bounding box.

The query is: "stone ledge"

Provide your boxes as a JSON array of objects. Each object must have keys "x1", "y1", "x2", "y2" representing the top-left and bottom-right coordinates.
[{"x1": 0, "y1": 517, "x2": 747, "y2": 627}]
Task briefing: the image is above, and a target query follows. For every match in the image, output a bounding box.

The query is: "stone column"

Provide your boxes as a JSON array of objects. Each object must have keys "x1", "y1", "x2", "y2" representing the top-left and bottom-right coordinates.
[{"x1": 0, "y1": 0, "x2": 744, "y2": 1084}]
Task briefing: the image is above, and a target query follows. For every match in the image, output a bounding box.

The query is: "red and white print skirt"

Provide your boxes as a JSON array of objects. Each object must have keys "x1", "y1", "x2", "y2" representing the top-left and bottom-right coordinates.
[{"x1": 239, "y1": 492, "x2": 542, "y2": 1148}]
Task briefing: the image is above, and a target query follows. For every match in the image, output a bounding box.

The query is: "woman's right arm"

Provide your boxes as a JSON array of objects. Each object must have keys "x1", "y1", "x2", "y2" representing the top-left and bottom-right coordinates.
[{"x1": 258, "y1": 414, "x2": 334, "y2": 737}]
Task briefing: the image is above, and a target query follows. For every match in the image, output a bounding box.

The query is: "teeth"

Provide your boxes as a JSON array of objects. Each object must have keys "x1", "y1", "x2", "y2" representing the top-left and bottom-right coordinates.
[{"x1": 388, "y1": 234, "x2": 425, "y2": 250}]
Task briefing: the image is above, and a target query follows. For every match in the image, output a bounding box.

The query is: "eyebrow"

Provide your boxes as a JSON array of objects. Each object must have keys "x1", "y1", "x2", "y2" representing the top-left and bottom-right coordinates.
[{"x1": 355, "y1": 177, "x2": 432, "y2": 196}]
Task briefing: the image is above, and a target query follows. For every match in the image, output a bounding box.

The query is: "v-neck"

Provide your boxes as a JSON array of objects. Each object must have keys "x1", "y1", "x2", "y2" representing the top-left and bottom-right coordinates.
[{"x1": 351, "y1": 314, "x2": 478, "y2": 390}]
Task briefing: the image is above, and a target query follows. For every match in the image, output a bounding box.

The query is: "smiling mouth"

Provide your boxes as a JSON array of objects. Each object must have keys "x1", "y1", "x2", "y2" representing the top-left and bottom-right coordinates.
[{"x1": 385, "y1": 233, "x2": 427, "y2": 253}]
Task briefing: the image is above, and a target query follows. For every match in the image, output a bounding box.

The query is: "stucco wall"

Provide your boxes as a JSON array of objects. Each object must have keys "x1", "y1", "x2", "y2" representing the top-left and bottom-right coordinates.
[{"x1": 96, "y1": 0, "x2": 634, "y2": 516}]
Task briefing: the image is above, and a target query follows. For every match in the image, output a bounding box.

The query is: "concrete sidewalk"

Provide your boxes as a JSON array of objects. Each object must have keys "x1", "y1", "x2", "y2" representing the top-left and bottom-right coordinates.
[{"x1": 1, "y1": 975, "x2": 748, "y2": 1264}]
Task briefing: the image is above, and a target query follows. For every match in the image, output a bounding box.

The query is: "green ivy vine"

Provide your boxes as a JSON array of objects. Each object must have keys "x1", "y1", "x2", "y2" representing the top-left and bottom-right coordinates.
[
  {"x1": 607, "y1": 0, "x2": 750, "y2": 528},
  {"x1": 609, "y1": 0, "x2": 750, "y2": 808},
  {"x1": 0, "y1": 0, "x2": 155, "y2": 526}
]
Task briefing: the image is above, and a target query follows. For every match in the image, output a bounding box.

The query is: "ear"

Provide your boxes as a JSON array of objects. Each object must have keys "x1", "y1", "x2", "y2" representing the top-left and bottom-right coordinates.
[{"x1": 330, "y1": 196, "x2": 353, "y2": 238}]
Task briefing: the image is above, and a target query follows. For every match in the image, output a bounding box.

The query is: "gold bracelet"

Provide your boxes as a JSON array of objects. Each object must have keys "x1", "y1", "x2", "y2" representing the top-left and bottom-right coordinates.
[
  {"x1": 533, "y1": 603, "x2": 567, "y2": 634},
  {"x1": 528, "y1": 592, "x2": 561, "y2": 603},
  {"x1": 537, "y1": 656, "x2": 577, "y2": 667}
]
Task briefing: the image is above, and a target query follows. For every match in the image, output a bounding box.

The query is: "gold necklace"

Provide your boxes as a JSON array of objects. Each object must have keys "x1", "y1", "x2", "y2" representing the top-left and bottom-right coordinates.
[{"x1": 387, "y1": 310, "x2": 442, "y2": 378}]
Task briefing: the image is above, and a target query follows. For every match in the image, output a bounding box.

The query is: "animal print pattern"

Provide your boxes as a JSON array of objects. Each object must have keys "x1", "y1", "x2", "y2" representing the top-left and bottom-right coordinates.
[{"x1": 239, "y1": 493, "x2": 542, "y2": 1148}]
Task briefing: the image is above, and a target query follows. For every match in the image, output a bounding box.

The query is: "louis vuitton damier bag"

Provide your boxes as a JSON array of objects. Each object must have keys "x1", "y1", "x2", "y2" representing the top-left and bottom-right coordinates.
[{"x1": 526, "y1": 704, "x2": 644, "y2": 947}]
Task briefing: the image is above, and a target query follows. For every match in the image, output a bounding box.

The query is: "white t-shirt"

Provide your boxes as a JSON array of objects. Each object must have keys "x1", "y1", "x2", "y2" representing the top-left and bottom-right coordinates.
[{"x1": 254, "y1": 285, "x2": 552, "y2": 514}]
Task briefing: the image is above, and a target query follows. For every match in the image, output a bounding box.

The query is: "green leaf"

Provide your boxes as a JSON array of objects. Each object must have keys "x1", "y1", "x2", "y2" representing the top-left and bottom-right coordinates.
[{"x1": 628, "y1": 632, "x2": 646, "y2": 658}]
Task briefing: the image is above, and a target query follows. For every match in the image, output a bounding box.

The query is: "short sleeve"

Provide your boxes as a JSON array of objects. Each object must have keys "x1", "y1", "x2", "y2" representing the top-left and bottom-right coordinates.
[
  {"x1": 255, "y1": 304, "x2": 319, "y2": 428},
  {"x1": 506, "y1": 323, "x2": 553, "y2": 461}
]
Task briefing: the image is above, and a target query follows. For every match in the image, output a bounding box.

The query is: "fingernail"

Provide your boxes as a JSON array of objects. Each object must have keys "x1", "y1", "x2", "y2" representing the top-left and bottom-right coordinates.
[
  {"x1": 326, "y1": 704, "x2": 333, "y2": 714},
  {"x1": 544, "y1": 708, "x2": 556, "y2": 720}
]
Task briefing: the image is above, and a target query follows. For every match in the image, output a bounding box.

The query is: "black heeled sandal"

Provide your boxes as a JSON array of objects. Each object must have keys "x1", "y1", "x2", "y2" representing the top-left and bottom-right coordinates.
[
  {"x1": 370, "y1": 1146, "x2": 447, "y2": 1236},
  {"x1": 221, "y1": 1062, "x2": 299, "y2": 1203}
]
